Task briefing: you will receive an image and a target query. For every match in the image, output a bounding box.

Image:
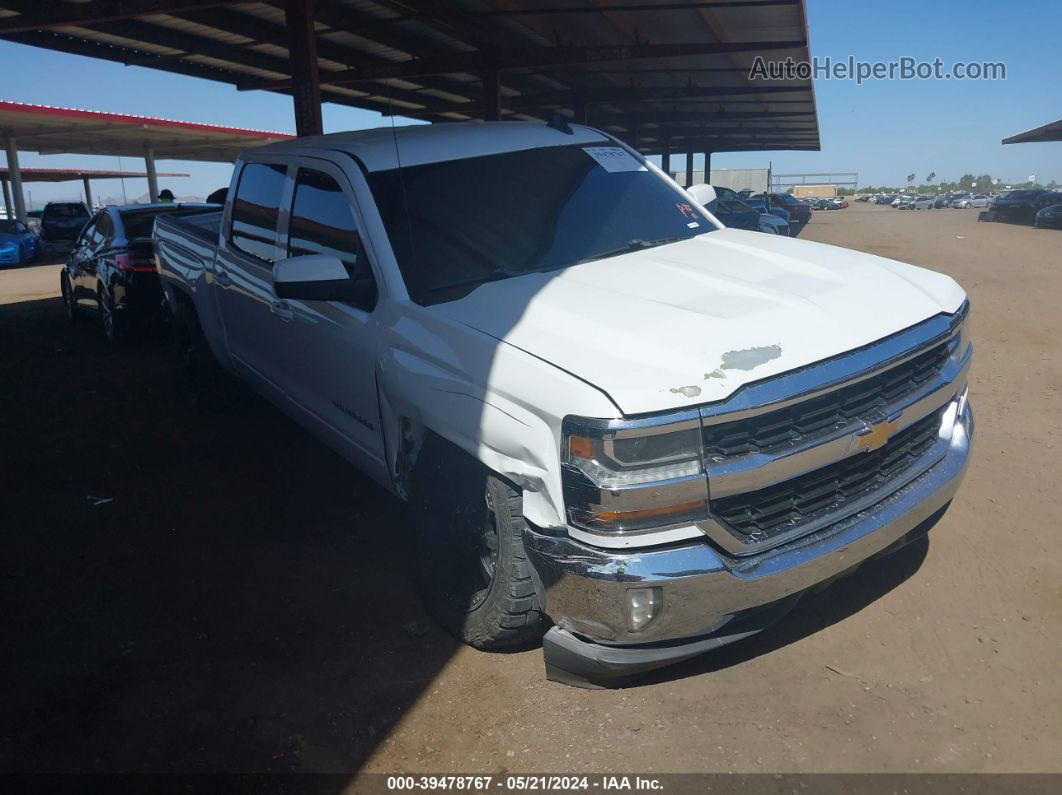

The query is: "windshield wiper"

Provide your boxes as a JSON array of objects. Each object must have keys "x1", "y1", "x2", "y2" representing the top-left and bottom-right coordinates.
[
  {"x1": 576, "y1": 236, "x2": 689, "y2": 265},
  {"x1": 427, "y1": 267, "x2": 521, "y2": 293}
]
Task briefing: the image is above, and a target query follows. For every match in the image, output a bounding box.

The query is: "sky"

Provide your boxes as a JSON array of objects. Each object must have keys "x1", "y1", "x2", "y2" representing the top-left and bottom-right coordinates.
[{"x1": 1, "y1": 0, "x2": 1059, "y2": 206}]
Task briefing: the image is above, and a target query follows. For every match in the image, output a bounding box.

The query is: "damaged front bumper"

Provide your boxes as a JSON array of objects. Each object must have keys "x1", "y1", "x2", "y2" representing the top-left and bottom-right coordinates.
[{"x1": 526, "y1": 399, "x2": 973, "y2": 688}]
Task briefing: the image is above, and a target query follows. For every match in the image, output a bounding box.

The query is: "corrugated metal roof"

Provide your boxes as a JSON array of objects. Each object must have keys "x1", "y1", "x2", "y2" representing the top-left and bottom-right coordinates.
[{"x1": 0, "y1": 0, "x2": 819, "y2": 153}]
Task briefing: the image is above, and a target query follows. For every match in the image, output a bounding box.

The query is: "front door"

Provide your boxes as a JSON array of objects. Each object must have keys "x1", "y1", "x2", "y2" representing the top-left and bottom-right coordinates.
[{"x1": 268, "y1": 162, "x2": 385, "y2": 474}]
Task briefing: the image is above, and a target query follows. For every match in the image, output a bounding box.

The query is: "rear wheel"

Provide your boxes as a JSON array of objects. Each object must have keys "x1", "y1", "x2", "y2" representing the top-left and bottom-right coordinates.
[
  {"x1": 97, "y1": 287, "x2": 120, "y2": 345},
  {"x1": 412, "y1": 443, "x2": 545, "y2": 650},
  {"x1": 172, "y1": 298, "x2": 234, "y2": 412},
  {"x1": 61, "y1": 273, "x2": 80, "y2": 324}
]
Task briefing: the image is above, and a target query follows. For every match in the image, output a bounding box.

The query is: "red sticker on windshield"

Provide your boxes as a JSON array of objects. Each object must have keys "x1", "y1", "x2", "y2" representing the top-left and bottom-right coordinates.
[{"x1": 676, "y1": 203, "x2": 698, "y2": 219}]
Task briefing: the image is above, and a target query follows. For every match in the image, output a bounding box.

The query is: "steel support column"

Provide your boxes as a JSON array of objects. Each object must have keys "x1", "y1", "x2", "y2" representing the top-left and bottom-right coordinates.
[
  {"x1": 685, "y1": 153, "x2": 693, "y2": 188},
  {"x1": 83, "y1": 177, "x2": 94, "y2": 209},
  {"x1": 704, "y1": 151, "x2": 712, "y2": 182},
  {"x1": 286, "y1": 0, "x2": 324, "y2": 136},
  {"x1": 145, "y1": 148, "x2": 159, "y2": 202},
  {"x1": 661, "y1": 140, "x2": 671, "y2": 177},
  {"x1": 1, "y1": 178, "x2": 10, "y2": 218},
  {"x1": 483, "y1": 69, "x2": 501, "y2": 121},
  {"x1": 4, "y1": 138, "x2": 26, "y2": 223}
]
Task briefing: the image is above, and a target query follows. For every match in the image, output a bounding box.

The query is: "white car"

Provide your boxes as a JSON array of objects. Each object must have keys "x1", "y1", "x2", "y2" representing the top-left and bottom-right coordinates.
[
  {"x1": 757, "y1": 212, "x2": 791, "y2": 235},
  {"x1": 911, "y1": 196, "x2": 935, "y2": 210},
  {"x1": 153, "y1": 121, "x2": 974, "y2": 688},
  {"x1": 958, "y1": 194, "x2": 989, "y2": 208}
]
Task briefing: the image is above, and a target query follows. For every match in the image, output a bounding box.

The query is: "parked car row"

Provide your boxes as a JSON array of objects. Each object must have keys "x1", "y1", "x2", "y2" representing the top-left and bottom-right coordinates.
[
  {"x1": 61, "y1": 203, "x2": 220, "y2": 344},
  {"x1": 0, "y1": 218, "x2": 40, "y2": 265}
]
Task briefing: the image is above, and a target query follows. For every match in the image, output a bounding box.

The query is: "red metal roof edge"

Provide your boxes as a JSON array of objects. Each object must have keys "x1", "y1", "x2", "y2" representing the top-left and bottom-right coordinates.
[
  {"x1": 0, "y1": 167, "x2": 189, "y2": 177},
  {"x1": 0, "y1": 100, "x2": 294, "y2": 140}
]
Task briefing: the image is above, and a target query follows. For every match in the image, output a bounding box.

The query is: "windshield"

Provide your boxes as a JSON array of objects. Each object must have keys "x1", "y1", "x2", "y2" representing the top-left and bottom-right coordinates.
[
  {"x1": 44, "y1": 204, "x2": 89, "y2": 219},
  {"x1": 367, "y1": 143, "x2": 715, "y2": 305},
  {"x1": 0, "y1": 220, "x2": 21, "y2": 233}
]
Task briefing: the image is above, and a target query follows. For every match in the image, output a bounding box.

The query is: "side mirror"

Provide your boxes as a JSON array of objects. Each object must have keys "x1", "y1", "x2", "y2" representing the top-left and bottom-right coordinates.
[
  {"x1": 273, "y1": 253, "x2": 376, "y2": 305},
  {"x1": 686, "y1": 183, "x2": 717, "y2": 208}
]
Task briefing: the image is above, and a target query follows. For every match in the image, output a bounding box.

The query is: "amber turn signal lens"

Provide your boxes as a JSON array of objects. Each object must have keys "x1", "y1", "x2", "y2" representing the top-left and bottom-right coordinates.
[{"x1": 567, "y1": 435, "x2": 595, "y2": 460}]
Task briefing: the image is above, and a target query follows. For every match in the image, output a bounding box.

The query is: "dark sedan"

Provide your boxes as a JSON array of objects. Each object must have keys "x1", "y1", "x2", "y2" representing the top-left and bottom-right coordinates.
[
  {"x1": 991, "y1": 189, "x2": 1062, "y2": 224},
  {"x1": 1034, "y1": 204, "x2": 1062, "y2": 230},
  {"x1": 61, "y1": 203, "x2": 216, "y2": 344}
]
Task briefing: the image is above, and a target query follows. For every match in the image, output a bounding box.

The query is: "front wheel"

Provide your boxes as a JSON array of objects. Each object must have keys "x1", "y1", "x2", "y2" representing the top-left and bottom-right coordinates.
[{"x1": 412, "y1": 448, "x2": 545, "y2": 650}]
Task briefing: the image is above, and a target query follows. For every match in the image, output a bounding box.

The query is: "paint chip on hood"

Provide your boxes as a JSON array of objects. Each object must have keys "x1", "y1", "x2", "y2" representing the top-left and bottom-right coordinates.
[{"x1": 720, "y1": 344, "x2": 782, "y2": 371}]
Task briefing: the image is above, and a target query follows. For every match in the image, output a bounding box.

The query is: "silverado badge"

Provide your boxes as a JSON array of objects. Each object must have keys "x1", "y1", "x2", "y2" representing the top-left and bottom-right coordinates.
[{"x1": 852, "y1": 419, "x2": 899, "y2": 454}]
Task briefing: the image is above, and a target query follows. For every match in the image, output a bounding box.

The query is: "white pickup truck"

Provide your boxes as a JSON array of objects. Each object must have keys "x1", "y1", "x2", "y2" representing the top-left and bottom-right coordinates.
[{"x1": 154, "y1": 122, "x2": 973, "y2": 688}]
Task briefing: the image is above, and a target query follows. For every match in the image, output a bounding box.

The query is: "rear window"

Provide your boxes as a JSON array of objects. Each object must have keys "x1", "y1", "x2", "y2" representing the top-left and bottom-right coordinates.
[
  {"x1": 368, "y1": 143, "x2": 714, "y2": 305},
  {"x1": 230, "y1": 162, "x2": 287, "y2": 263},
  {"x1": 120, "y1": 207, "x2": 212, "y2": 240},
  {"x1": 44, "y1": 203, "x2": 88, "y2": 219}
]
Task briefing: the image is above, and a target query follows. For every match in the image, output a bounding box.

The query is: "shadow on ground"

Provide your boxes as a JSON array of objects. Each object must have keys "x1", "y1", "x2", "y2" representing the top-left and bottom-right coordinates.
[
  {"x1": 0, "y1": 296, "x2": 459, "y2": 778},
  {"x1": 640, "y1": 534, "x2": 929, "y2": 686}
]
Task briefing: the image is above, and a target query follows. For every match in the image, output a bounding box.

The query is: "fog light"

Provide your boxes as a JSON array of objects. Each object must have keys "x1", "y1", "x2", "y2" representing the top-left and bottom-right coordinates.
[{"x1": 627, "y1": 587, "x2": 662, "y2": 632}]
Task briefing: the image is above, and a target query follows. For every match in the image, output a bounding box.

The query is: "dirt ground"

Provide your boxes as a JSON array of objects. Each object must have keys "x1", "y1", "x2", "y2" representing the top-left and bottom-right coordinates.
[{"x1": 1, "y1": 205, "x2": 1059, "y2": 784}]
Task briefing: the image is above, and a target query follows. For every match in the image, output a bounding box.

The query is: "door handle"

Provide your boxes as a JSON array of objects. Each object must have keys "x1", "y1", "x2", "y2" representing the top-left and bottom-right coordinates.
[
  {"x1": 270, "y1": 300, "x2": 293, "y2": 321},
  {"x1": 214, "y1": 270, "x2": 232, "y2": 287}
]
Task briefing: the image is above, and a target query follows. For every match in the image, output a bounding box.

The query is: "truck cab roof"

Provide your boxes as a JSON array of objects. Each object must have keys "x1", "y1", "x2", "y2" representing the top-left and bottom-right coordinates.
[{"x1": 251, "y1": 121, "x2": 613, "y2": 172}]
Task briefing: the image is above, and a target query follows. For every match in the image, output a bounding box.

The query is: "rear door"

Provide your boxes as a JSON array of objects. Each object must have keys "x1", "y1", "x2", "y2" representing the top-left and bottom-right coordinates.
[
  {"x1": 268, "y1": 160, "x2": 386, "y2": 472},
  {"x1": 70, "y1": 212, "x2": 110, "y2": 306},
  {"x1": 213, "y1": 160, "x2": 290, "y2": 396}
]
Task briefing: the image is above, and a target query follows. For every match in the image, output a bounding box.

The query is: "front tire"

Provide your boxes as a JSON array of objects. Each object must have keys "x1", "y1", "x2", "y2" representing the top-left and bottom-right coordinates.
[{"x1": 412, "y1": 446, "x2": 545, "y2": 650}]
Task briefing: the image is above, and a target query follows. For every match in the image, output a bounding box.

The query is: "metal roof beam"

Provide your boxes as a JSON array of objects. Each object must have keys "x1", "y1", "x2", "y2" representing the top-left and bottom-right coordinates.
[
  {"x1": 0, "y1": 0, "x2": 255, "y2": 34},
  {"x1": 376, "y1": 84, "x2": 809, "y2": 115},
  {"x1": 240, "y1": 39, "x2": 806, "y2": 90}
]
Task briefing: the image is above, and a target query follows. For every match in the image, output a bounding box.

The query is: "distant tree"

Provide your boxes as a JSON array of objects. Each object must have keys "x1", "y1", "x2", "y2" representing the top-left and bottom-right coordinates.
[
  {"x1": 927, "y1": 172, "x2": 936, "y2": 184},
  {"x1": 906, "y1": 173, "x2": 916, "y2": 191}
]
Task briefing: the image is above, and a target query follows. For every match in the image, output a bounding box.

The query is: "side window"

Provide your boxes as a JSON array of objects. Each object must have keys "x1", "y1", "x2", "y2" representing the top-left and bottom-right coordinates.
[
  {"x1": 287, "y1": 168, "x2": 363, "y2": 270},
  {"x1": 230, "y1": 162, "x2": 287, "y2": 263},
  {"x1": 287, "y1": 167, "x2": 376, "y2": 309},
  {"x1": 94, "y1": 213, "x2": 113, "y2": 247}
]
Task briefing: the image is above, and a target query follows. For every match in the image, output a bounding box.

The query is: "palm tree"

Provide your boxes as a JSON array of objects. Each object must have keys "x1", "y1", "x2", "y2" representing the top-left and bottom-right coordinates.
[
  {"x1": 906, "y1": 173, "x2": 916, "y2": 192},
  {"x1": 926, "y1": 172, "x2": 936, "y2": 184}
]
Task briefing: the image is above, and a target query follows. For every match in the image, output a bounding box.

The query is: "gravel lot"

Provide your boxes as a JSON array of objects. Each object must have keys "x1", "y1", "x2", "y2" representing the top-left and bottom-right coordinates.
[{"x1": 1, "y1": 205, "x2": 1059, "y2": 782}]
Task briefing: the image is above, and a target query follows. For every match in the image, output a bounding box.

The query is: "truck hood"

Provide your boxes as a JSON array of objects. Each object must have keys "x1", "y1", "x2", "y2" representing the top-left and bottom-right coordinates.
[{"x1": 432, "y1": 229, "x2": 966, "y2": 415}]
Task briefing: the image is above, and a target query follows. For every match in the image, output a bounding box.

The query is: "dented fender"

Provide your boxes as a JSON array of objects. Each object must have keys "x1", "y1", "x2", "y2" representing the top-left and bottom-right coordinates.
[{"x1": 376, "y1": 303, "x2": 618, "y2": 529}]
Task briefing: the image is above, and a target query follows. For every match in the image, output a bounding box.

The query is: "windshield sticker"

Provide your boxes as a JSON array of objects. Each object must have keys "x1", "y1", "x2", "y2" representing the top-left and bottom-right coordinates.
[
  {"x1": 676, "y1": 202, "x2": 699, "y2": 219},
  {"x1": 687, "y1": 222, "x2": 700, "y2": 228},
  {"x1": 583, "y1": 146, "x2": 645, "y2": 173}
]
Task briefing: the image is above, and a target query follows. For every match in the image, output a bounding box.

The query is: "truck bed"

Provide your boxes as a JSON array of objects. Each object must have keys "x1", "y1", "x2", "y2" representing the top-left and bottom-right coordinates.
[{"x1": 154, "y1": 210, "x2": 223, "y2": 301}]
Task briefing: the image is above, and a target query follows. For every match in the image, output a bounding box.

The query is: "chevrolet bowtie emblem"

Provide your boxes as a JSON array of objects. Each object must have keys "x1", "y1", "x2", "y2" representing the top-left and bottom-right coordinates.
[{"x1": 852, "y1": 419, "x2": 899, "y2": 453}]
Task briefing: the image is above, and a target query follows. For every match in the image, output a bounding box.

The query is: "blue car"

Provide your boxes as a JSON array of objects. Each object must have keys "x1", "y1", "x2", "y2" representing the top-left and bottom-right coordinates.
[{"x1": 0, "y1": 218, "x2": 40, "y2": 265}]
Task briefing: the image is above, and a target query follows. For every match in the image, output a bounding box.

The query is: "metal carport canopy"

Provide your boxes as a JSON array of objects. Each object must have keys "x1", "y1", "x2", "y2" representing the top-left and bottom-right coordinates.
[
  {"x1": 0, "y1": 164, "x2": 190, "y2": 214},
  {"x1": 0, "y1": 0, "x2": 820, "y2": 155},
  {"x1": 0, "y1": 99, "x2": 293, "y2": 219},
  {"x1": 1002, "y1": 119, "x2": 1062, "y2": 145},
  {"x1": 0, "y1": 101, "x2": 294, "y2": 161}
]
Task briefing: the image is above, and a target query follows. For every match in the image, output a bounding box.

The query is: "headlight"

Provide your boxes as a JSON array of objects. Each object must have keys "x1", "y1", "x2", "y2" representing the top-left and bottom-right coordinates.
[
  {"x1": 949, "y1": 302, "x2": 971, "y2": 363},
  {"x1": 562, "y1": 412, "x2": 709, "y2": 534}
]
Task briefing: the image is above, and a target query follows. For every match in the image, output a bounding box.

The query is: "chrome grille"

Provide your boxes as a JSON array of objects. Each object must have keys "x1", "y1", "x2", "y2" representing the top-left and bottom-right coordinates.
[
  {"x1": 702, "y1": 341, "x2": 950, "y2": 460},
  {"x1": 711, "y1": 408, "x2": 944, "y2": 539}
]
